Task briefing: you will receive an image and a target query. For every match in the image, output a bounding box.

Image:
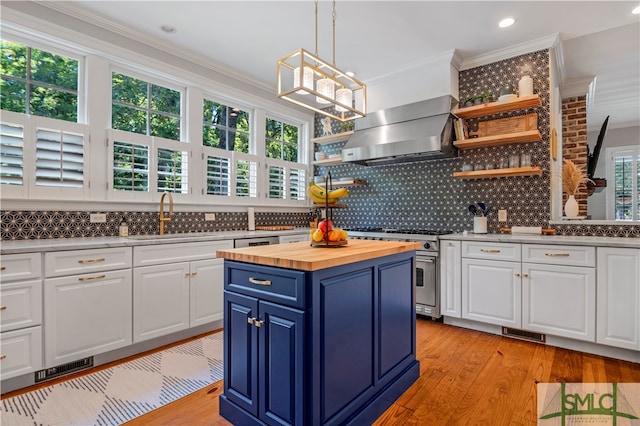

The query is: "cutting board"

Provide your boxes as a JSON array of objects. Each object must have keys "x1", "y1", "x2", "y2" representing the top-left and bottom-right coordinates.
[
  {"x1": 470, "y1": 113, "x2": 538, "y2": 138},
  {"x1": 255, "y1": 225, "x2": 295, "y2": 231}
]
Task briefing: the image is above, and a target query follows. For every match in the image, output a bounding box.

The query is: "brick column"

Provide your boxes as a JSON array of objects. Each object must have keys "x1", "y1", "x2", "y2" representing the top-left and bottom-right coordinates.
[{"x1": 561, "y1": 96, "x2": 588, "y2": 216}]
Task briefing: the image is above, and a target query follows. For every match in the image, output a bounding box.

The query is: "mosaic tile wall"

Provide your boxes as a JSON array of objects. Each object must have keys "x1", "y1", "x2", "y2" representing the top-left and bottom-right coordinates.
[
  {"x1": 0, "y1": 210, "x2": 310, "y2": 240},
  {"x1": 314, "y1": 50, "x2": 640, "y2": 238}
]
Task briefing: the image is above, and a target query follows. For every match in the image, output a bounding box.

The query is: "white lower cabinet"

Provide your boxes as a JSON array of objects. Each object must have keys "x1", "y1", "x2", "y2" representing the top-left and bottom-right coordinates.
[
  {"x1": 1, "y1": 326, "x2": 42, "y2": 379},
  {"x1": 44, "y1": 248, "x2": 133, "y2": 367},
  {"x1": 133, "y1": 240, "x2": 232, "y2": 343},
  {"x1": 596, "y1": 247, "x2": 640, "y2": 350},
  {"x1": 462, "y1": 258, "x2": 521, "y2": 328},
  {"x1": 522, "y1": 262, "x2": 595, "y2": 341},
  {"x1": 440, "y1": 240, "x2": 461, "y2": 318}
]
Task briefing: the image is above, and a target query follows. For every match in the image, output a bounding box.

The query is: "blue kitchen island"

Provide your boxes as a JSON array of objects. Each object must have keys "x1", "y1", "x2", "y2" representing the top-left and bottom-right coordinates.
[{"x1": 216, "y1": 239, "x2": 421, "y2": 426}]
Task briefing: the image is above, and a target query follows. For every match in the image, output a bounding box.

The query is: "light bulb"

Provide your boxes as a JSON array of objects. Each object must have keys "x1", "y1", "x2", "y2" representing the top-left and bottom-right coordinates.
[
  {"x1": 335, "y1": 88, "x2": 352, "y2": 112},
  {"x1": 316, "y1": 78, "x2": 335, "y2": 104},
  {"x1": 293, "y1": 67, "x2": 313, "y2": 95}
]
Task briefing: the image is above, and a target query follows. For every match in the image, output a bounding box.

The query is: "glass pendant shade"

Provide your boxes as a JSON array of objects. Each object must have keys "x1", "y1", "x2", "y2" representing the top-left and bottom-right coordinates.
[
  {"x1": 316, "y1": 78, "x2": 335, "y2": 104},
  {"x1": 335, "y1": 88, "x2": 352, "y2": 112},
  {"x1": 293, "y1": 66, "x2": 314, "y2": 94}
]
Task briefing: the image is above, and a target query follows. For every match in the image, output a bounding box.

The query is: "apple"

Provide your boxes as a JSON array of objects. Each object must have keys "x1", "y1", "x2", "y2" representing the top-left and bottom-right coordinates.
[{"x1": 318, "y1": 219, "x2": 333, "y2": 233}]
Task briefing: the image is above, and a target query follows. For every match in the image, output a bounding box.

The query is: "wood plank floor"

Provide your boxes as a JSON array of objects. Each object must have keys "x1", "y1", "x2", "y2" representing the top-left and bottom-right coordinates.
[{"x1": 4, "y1": 319, "x2": 639, "y2": 425}]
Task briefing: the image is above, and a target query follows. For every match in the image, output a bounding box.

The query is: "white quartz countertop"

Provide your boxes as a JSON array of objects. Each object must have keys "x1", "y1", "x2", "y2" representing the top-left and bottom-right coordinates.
[
  {"x1": 439, "y1": 232, "x2": 640, "y2": 249},
  {"x1": 0, "y1": 229, "x2": 310, "y2": 254}
]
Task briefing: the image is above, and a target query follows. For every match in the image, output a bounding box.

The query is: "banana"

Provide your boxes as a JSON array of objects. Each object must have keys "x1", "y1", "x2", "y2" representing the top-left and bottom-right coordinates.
[
  {"x1": 308, "y1": 182, "x2": 339, "y2": 204},
  {"x1": 328, "y1": 187, "x2": 349, "y2": 199}
]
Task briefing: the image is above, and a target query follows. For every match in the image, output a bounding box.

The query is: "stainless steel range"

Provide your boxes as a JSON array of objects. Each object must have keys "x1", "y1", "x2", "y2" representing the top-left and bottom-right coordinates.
[{"x1": 345, "y1": 228, "x2": 452, "y2": 319}]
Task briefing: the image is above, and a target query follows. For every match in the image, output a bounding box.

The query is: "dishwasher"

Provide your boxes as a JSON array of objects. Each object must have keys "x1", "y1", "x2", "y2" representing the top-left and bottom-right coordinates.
[{"x1": 233, "y1": 236, "x2": 279, "y2": 248}]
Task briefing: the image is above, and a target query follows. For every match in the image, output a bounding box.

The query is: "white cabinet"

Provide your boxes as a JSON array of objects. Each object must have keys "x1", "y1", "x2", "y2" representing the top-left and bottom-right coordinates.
[
  {"x1": 596, "y1": 247, "x2": 640, "y2": 350},
  {"x1": 44, "y1": 247, "x2": 132, "y2": 367},
  {"x1": 440, "y1": 240, "x2": 461, "y2": 318},
  {"x1": 133, "y1": 240, "x2": 232, "y2": 343},
  {"x1": 278, "y1": 233, "x2": 309, "y2": 244},
  {"x1": 462, "y1": 258, "x2": 522, "y2": 328},
  {"x1": 0, "y1": 253, "x2": 43, "y2": 379}
]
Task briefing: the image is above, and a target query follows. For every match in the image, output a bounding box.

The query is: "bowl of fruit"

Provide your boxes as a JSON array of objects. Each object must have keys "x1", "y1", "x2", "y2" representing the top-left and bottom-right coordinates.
[{"x1": 310, "y1": 219, "x2": 349, "y2": 247}]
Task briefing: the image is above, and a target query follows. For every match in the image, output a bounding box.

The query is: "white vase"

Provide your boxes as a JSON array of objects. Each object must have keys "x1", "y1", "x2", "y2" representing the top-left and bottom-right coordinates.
[
  {"x1": 473, "y1": 216, "x2": 488, "y2": 234},
  {"x1": 564, "y1": 195, "x2": 579, "y2": 218},
  {"x1": 518, "y1": 74, "x2": 533, "y2": 97}
]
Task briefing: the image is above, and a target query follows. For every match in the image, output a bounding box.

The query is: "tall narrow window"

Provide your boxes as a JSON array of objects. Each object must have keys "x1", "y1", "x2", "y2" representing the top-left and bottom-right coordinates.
[
  {"x1": 607, "y1": 146, "x2": 640, "y2": 220},
  {"x1": 1, "y1": 39, "x2": 79, "y2": 122},
  {"x1": 112, "y1": 72, "x2": 181, "y2": 140},
  {"x1": 203, "y1": 99, "x2": 250, "y2": 152}
]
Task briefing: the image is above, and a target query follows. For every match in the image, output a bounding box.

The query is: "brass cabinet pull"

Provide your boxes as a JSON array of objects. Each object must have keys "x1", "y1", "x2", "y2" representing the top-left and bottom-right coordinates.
[
  {"x1": 0, "y1": 355, "x2": 5, "y2": 361},
  {"x1": 185, "y1": 272, "x2": 197, "y2": 277},
  {"x1": 247, "y1": 317, "x2": 256, "y2": 325},
  {"x1": 545, "y1": 253, "x2": 570, "y2": 257},
  {"x1": 0, "y1": 306, "x2": 6, "y2": 311},
  {"x1": 254, "y1": 320, "x2": 264, "y2": 328},
  {"x1": 515, "y1": 273, "x2": 521, "y2": 277},
  {"x1": 0, "y1": 266, "x2": 5, "y2": 271},
  {"x1": 78, "y1": 258, "x2": 106, "y2": 264},
  {"x1": 481, "y1": 249, "x2": 501, "y2": 253},
  {"x1": 78, "y1": 274, "x2": 106, "y2": 282},
  {"x1": 522, "y1": 273, "x2": 529, "y2": 278},
  {"x1": 249, "y1": 277, "x2": 272, "y2": 286}
]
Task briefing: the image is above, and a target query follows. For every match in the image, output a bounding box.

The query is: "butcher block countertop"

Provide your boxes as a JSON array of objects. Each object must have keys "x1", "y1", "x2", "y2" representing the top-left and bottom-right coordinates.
[{"x1": 216, "y1": 239, "x2": 422, "y2": 271}]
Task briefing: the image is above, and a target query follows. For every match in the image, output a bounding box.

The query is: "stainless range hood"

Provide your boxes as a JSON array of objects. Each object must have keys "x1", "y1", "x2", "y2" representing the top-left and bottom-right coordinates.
[{"x1": 341, "y1": 95, "x2": 458, "y2": 166}]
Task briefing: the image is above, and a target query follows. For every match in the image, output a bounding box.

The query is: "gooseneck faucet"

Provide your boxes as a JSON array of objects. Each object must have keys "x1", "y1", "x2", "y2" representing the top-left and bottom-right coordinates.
[{"x1": 159, "y1": 192, "x2": 174, "y2": 235}]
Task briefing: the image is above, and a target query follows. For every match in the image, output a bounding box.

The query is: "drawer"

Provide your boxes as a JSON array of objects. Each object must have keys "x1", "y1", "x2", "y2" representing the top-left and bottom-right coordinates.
[
  {"x1": 0, "y1": 279, "x2": 42, "y2": 332},
  {"x1": 0, "y1": 326, "x2": 43, "y2": 380},
  {"x1": 462, "y1": 241, "x2": 521, "y2": 262},
  {"x1": 134, "y1": 240, "x2": 233, "y2": 267},
  {"x1": 225, "y1": 261, "x2": 306, "y2": 309},
  {"x1": 523, "y1": 244, "x2": 595, "y2": 267},
  {"x1": 0, "y1": 253, "x2": 42, "y2": 283},
  {"x1": 45, "y1": 247, "x2": 132, "y2": 278}
]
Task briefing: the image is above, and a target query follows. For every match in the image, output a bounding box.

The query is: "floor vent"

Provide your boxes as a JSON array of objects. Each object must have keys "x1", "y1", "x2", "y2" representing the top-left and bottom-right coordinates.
[
  {"x1": 502, "y1": 327, "x2": 545, "y2": 343},
  {"x1": 34, "y1": 356, "x2": 94, "y2": 383}
]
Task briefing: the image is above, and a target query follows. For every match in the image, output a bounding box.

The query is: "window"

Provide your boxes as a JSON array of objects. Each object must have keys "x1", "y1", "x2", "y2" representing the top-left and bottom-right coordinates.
[
  {"x1": 34, "y1": 126, "x2": 83, "y2": 188},
  {"x1": 113, "y1": 139, "x2": 149, "y2": 192},
  {"x1": 206, "y1": 155, "x2": 231, "y2": 196},
  {"x1": 1, "y1": 39, "x2": 79, "y2": 122},
  {"x1": 203, "y1": 99, "x2": 250, "y2": 153},
  {"x1": 112, "y1": 72, "x2": 181, "y2": 140},
  {"x1": 0, "y1": 120, "x2": 25, "y2": 186},
  {"x1": 607, "y1": 145, "x2": 640, "y2": 220},
  {"x1": 265, "y1": 118, "x2": 299, "y2": 162},
  {"x1": 157, "y1": 146, "x2": 188, "y2": 194}
]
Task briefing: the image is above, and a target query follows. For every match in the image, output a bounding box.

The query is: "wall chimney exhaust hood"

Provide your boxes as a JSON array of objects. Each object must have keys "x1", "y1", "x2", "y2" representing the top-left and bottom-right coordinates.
[{"x1": 341, "y1": 95, "x2": 458, "y2": 166}]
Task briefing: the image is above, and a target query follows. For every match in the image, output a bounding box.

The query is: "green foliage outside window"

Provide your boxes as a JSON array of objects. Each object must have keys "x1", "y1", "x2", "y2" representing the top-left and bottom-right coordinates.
[
  {"x1": 112, "y1": 72, "x2": 181, "y2": 140},
  {"x1": 1, "y1": 39, "x2": 78, "y2": 121},
  {"x1": 202, "y1": 99, "x2": 249, "y2": 153},
  {"x1": 265, "y1": 118, "x2": 299, "y2": 162}
]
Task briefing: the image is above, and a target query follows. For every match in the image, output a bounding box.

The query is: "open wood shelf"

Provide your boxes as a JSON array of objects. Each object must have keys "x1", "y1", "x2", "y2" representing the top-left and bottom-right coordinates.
[
  {"x1": 311, "y1": 131, "x2": 354, "y2": 145},
  {"x1": 454, "y1": 94, "x2": 541, "y2": 119},
  {"x1": 453, "y1": 130, "x2": 542, "y2": 150},
  {"x1": 312, "y1": 203, "x2": 347, "y2": 208},
  {"x1": 313, "y1": 157, "x2": 343, "y2": 166},
  {"x1": 453, "y1": 166, "x2": 542, "y2": 179},
  {"x1": 315, "y1": 179, "x2": 365, "y2": 187}
]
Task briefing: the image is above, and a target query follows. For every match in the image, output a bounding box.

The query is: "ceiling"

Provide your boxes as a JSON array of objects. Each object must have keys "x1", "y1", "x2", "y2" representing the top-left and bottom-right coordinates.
[{"x1": 12, "y1": 1, "x2": 640, "y2": 131}]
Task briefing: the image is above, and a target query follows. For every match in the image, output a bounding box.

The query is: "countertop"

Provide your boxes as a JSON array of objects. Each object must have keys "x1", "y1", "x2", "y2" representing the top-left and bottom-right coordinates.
[
  {"x1": 439, "y1": 232, "x2": 640, "y2": 249},
  {"x1": 0, "y1": 229, "x2": 311, "y2": 255},
  {"x1": 216, "y1": 240, "x2": 422, "y2": 271}
]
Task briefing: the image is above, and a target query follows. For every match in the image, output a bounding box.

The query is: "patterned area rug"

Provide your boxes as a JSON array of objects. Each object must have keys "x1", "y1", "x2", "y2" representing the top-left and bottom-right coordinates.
[{"x1": 1, "y1": 331, "x2": 223, "y2": 425}]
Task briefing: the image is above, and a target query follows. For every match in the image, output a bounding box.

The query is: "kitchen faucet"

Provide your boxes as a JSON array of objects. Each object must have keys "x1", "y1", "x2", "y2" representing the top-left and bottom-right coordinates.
[{"x1": 159, "y1": 191, "x2": 174, "y2": 235}]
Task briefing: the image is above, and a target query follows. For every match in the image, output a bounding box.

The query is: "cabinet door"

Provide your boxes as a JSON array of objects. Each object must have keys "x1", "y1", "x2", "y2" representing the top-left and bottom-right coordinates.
[
  {"x1": 0, "y1": 326, "x2": 42, "y2": 380},
  {"x1": 223, "y1": 291, "x2": 259, "y2": 417},
  {"x1": 133, "y1": 263, "x2": 190, "y2": 343},
  {"x1": 44, "y1": 270, "x2": 132, "y2": 367},
  {"x1": 440, "y1": 240, "x2": 462, "y2": 318},
  {"x1": 462, "y1": 258, "x2": 521, "y2": 327},
  {"x1": 0, "y1": 279, "x2": 42, "y2": 332},
  {"x1": 597, "y1": 247, "x2": 640, "y2": 350},
  {"x1": 259, "y1": 300, "x2": 305, "y2": 426},
  {"x1": 522, "y1": 263, "x2": 595, "y2": 342},
  {"x1": 190, "y1": 258, "x2": 225, "y2": 327}
]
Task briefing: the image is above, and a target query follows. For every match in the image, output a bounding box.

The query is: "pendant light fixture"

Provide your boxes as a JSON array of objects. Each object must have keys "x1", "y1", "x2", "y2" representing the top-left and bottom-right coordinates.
[{"x1": 276, "y1": 0, "x2": 366, "y2": 122}]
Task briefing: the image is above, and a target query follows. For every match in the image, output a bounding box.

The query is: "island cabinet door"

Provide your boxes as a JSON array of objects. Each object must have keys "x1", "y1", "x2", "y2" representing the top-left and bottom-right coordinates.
[
  {"x1": 223, "y1": 291, "x2": 259, "y2": 417},
  {"x1": 258, "y1": 300, "x2": 305, "y2": 426}
]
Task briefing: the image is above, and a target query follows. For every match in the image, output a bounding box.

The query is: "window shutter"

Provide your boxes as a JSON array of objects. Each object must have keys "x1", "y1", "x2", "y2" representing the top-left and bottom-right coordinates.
[
  {"x1": 206, "y1": 155, "x2": 231, "y2": 196},
  {"x1": 268, "y1": 165, "x2": 285, "y2": 199},
  {"x1": 289, "y1": 167, "x2": 307, "y2": 201},
  {"x1": 0, "y1": 122, "x2": 25, "y2": 186},
  {"x1": 35, "y1": 127, "x2": 84, "y2": 188},
  {"x1": 235, "y1": 158, "x2": 257, "y2": 197},
  {"x1": 157, "y1": 147, "x2": 188, "y2": 194},
  {"x1": 113, "y1": 140, "x2": 149, "y2": 192}
]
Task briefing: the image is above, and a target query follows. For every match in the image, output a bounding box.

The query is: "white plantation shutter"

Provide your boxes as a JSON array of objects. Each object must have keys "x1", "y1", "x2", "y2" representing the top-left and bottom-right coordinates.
[
  {"x1": 1, "y1": 121, "x2": 25, "y2": 186},
  {"x1": 289, "y1": 167, "x2": 306, "y2": 201},
  {"x1": 206, "y1": 154, "x2": 231, "y2": 196},
  {"x1": 35, "y1": 128, "x2": 84, "y2": 188},
  {"x1": 269, "y1": 165, "x2": 285, "y2": 199},
  {"x1": 235, "y1": 154, "x2": 258, "y2": 198},
  {"x1": 112, "y1": 140, "x2": 150, "y2": 192},
  {"x1": 157, "y1": 146, "x2": 188, "y2": 194}
]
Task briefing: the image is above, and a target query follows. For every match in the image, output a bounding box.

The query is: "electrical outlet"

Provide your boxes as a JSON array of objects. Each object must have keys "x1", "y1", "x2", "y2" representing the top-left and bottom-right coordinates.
[
  {"x1": 204, "y1": 213, "x2": 216, "y2": 221},
  {"x1": 90, "y1": 213, "x2": 106, "y2": 223},
  {"x1": 498, "y1": 209, "x2": 507, "y2": 222}
]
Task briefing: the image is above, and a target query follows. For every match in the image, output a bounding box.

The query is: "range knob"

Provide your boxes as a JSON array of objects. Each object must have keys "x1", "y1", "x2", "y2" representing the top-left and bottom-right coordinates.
[{"x1": 423, "y1": 242, "x2": 431, "y2": 250}]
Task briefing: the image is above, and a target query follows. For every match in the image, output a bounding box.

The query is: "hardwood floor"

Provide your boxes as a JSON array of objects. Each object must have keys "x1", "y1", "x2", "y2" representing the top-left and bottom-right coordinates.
[{"x1": 5, "y1": 319, "x2": 639, "y2": 425}]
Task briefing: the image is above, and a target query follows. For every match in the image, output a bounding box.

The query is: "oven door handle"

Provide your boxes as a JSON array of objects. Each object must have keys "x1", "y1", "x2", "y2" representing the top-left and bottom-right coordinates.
[{"x1": 417, "y1": 257, "x2": 435, "y2": 263}]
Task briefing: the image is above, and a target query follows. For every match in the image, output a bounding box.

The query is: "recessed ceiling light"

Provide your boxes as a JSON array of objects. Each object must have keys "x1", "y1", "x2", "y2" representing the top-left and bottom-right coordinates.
[
  {"x1": 633, "y1": 5, "x2": 640, "y2": 14},
  {"x1": 499, "y1": 17, "x2": 516, "y2": 28},
  {"x1": 161, "y1": 24, "x2": 176, "y2": 34}
]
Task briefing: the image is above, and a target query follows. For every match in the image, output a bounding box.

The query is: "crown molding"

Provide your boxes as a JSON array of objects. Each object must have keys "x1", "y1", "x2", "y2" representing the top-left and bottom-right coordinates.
[
  {"x1": 460, "y1": 33, "x2": 561, "y2": 70},
  {"x1": 560, "y1": 76, "x2": 596, "y2": 100}
]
